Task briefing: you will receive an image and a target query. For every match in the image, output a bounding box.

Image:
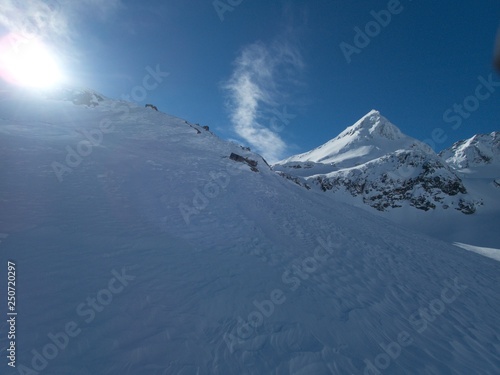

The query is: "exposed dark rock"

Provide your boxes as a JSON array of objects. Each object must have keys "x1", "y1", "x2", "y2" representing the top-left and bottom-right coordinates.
[
  {"x1": 145, "y1": 104, "x2": 158, "y2": 111},
  {"x1": 276, "y1": 172, "x2": 311, "y2": 190},
  {"x1": 229, "y1": 153, "x2": 259, "y2": 172},
  {"x1": 308, "y1": 150, "x2": 477, "y2": 214},
  {"x1": 456, "y1": 199, "x2": 477, "y2": 215}
]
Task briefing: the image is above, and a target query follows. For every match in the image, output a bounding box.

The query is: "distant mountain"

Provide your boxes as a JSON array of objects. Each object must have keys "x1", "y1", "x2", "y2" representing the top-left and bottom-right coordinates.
[
  {"x1": 439, "y1": 131, "x2": 500, "y2": 169},
  {"x1": 274, "y1": 111, "x2": 479, "y2": 214},
  {"x1": 279, "y1": 110, "x2": 434, "y2": 167}
]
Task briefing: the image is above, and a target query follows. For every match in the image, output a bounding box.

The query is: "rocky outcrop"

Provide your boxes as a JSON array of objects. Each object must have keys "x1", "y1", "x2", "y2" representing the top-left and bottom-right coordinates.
[{"x1": 311, "y1": 150, "x2": 477, "y2": 213}]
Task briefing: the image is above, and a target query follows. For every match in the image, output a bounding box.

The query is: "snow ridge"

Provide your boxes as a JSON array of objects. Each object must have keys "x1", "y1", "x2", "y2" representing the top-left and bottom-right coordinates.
[
  {"x1": 279, "y1": 110, "x2": 433, "y2": 167},
  {"x1": 440, "y1": 131, "x2": 500, "y2": 169}
]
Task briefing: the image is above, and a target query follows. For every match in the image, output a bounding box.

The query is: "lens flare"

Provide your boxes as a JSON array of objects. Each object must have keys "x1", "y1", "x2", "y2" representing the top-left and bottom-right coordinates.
[{"x1": 0, "y1": 33, "x2": 64, "y2": 89}]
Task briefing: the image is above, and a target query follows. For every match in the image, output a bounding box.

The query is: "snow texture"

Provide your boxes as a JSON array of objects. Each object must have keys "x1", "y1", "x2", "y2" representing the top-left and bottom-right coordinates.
[{"x1": 0, "y1": 90, "x2": 499, "y2": 374}]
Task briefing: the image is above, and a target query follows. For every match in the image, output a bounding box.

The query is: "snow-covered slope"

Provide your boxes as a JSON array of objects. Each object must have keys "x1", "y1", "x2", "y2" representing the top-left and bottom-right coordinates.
[
  {"x1": 274, "y1": 111, "x2": 478, "y2": 214},
  {"x1": 439, "y1": 131, "x2": 500, "y2": 215},
  {"x1": 440, "y1": 132, "x2": 500, "y2": 169},
  {"x1": 1, "y1": 90, "x2": 500, "y2": 374},
  {"x1": 432, "y1": 132, "x2": 500, "y2": 248}
]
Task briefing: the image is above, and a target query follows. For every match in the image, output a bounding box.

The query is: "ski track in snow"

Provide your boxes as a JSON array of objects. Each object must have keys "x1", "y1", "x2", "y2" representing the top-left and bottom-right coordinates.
[{"x1": 0, "y1": 93, "x2": 499, "y2": 374}]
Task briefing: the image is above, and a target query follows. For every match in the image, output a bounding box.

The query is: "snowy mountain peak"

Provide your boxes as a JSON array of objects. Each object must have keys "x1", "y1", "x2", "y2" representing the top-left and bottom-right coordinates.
[
  {"x1": 278, "y1": 110, "x2": 432, "y2": 166},
  {"x1": 440, "y1": 131, "x2": 500, "y2": 169},
  {"x1": 275, "y1": 112, "x2": 480, "y2": 215},
  {"x1": 337, "y1": 110, "x2": 404, "y2": 141}
]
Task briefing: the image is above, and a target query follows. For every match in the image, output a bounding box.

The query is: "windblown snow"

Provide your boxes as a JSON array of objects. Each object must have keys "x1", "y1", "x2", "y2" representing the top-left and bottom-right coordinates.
[{"x1": 0, "y1": 89, "x2": 499, "y2": 374}]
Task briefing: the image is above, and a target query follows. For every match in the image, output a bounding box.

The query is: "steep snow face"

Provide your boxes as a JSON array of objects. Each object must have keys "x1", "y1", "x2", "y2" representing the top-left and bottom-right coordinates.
[
  {"x1": 279, "y1": 110, "x2": 433, "y2": 167},
  {"x1": 1, "y1": 91, "x2": 500, "y2": 374},
  {"x1": 440, "y1": 132, "x2": 500, "y2": 169},
  {"x1": 274, "y1": 111, "x2": 477, "y2": 214},
  {"x1": 336, "y1": 109, "x2": 405, "y2": 141}
]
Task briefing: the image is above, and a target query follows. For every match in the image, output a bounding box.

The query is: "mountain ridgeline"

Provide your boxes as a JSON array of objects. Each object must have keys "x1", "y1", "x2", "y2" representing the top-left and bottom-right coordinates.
[{"x1": 273, "y1": 110, "x2": 498, "y2": 215}]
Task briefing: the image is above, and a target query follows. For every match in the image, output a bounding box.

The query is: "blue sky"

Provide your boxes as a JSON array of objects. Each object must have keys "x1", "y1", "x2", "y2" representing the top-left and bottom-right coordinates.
[{"x1": 1, "y1": 0, "x2": 500, "y2": 162}]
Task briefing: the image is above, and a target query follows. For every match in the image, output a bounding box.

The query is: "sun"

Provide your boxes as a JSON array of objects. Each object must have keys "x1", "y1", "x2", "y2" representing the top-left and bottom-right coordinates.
[{"x1": 0, "y1": 33, "x2": 64, "y2": 89}]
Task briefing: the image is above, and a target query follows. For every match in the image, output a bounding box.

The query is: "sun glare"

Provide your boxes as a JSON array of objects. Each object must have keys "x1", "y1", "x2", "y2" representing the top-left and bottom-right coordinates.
[{"x1": 0, "y1": 34, "x2": 64, "y2": 89}]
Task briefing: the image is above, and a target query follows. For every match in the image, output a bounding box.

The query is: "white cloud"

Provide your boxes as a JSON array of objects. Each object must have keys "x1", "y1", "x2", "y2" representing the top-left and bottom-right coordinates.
[
  {"x1": 224, "y1": 39, "x2": 304, "y2": 163},
  {"x1": 0, "y1": 1, "x2": 64, "y2": 42},
  {"x1": 0, "y1": 0, "x2": 122, "y2": 42}
]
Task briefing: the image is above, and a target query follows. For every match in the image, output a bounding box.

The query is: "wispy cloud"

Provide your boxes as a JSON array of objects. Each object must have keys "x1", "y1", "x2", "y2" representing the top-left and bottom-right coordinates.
[
  {"x1": 0, "y1": 0, "x2": 122, "y2": 42},
  {"x1": 224, "y1": 38, "x2": 305, "y2": 163}
]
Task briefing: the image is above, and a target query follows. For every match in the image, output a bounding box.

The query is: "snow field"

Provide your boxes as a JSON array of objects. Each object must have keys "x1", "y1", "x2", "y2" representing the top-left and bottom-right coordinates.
[{"x1": 0, "y1": 91, "x2": 499, "y2": 374}]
